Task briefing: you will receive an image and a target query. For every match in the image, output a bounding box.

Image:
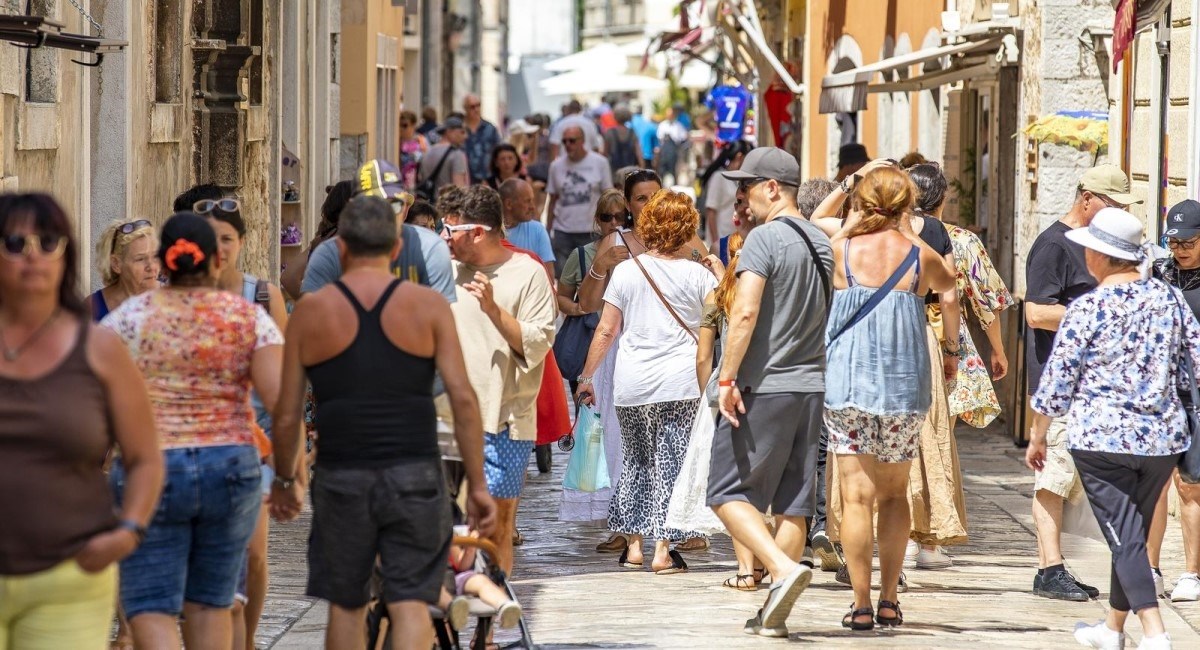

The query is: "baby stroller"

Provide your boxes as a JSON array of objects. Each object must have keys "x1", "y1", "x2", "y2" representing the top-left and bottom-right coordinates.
[{"x1": 365, "y1": 425, "x2": 536, "y2": 650}]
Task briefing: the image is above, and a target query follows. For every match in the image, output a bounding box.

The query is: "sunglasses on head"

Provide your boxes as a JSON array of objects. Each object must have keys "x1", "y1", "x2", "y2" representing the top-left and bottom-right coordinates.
[
  {"x1": 193, "y1": 198, "x2": 241, "y2": 215},
  {"x1": 597, "y1": 211, "x2": 626, "y2": 223},
  {"x1": 116, "y1": 219, "x2": 152, "y2": 235},
  {"x1": 2, "y1": 233, "x2": 67, "y2": 260}
]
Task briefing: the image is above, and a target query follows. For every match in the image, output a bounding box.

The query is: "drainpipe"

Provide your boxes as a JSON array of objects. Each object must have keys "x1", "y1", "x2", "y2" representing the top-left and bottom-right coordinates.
[{"x1": 1148, "y1": 4, "x2": 1171, "y2": 237}]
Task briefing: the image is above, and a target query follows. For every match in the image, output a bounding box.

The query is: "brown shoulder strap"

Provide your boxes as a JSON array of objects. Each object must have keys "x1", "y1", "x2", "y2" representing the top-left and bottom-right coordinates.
[{"x1": 630, "y1": 254, "x2": 698, "y2": 344}]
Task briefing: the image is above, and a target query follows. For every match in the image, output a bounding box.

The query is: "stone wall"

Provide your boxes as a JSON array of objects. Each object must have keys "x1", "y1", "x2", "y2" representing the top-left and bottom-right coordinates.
[{"x1": 1013, "y1": 0, "x2": 1116, "y2": 297}]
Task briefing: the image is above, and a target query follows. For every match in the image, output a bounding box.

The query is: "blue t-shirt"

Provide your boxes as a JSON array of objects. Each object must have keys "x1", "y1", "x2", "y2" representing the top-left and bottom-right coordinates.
[
  {"x1": 301, "y1": 224, "x2": 457, "y2": 302},
  {"x1": 505, "y1": 220, "x2": 555, "y2": 263},
  {"x1": 631, "y1": 114, "x2": 659, "y2": 161},
  {"x1": 705, "y1": 85, "x2": 753, "y2": 143}
]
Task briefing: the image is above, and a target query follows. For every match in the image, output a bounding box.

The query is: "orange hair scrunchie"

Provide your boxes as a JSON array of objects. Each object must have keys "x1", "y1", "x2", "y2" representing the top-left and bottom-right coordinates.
[{"x1": 164, "y1": 238, "x2": 206, "y2": 271}]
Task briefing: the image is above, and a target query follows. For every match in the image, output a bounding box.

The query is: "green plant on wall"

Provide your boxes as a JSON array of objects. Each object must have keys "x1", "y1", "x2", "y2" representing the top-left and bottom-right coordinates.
[{"x1": 950, "y1": 144, "x2": 977, "y2": 227}]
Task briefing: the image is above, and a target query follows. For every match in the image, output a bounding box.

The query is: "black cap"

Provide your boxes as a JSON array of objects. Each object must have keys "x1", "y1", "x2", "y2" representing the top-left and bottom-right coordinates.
[
  {"x1": 837, "y1": 143, "x2": 870, "y2": 169},
  {"x1": 1165, "y1": 199, "x2": 1200, "y2": 239}
]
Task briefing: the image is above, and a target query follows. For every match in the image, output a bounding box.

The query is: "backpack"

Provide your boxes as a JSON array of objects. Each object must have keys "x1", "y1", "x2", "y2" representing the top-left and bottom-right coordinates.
[
  {"x1": 415, "y1": 146, "x2": 456, "y2": 201},
  {"x1": 606, "y1": 128, "x2": 638, "y2": 182}
]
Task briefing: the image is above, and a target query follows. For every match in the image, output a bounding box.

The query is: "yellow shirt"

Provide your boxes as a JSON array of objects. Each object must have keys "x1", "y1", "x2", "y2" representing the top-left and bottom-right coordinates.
[{"x1": 451, "y1": 252, "x2": 557, "y2": 441}]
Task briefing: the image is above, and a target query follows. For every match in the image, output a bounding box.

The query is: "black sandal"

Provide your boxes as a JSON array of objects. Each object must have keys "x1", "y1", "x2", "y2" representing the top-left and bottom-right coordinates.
[
  {"x1": 875, "y1": 599, "x2": 903, "y2": 627},
  {"x1": 617, "y1": 548, "x2": 642, "y2": 569},
  {"x1": 841, "y1": 604, "x2": 875, "y2": 631},
  {"x1": 655, "y1": 549, "x2": 688, "y2": 575},
  {"x1": 722, "y1": 574, "x2": 756, "y2": 591}
]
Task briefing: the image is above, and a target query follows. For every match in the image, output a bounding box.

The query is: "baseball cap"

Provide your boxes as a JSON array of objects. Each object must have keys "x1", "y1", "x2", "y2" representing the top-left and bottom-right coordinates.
[
  {"x1": 437, "y1": 116, "x2": 466, "y2": 133},
  {"x1": 1078, "y1": 164, "x2": 1142, "y2": 206},
  {"x1": 357, "y1": 159, "x2": 410, "y2": 205},
  {"x1": 1164, "y1": 199, "x2": 1200, "y2": 240},
  {"x1": 721, "y1": 147, "x2": 801, "y2": 186}
]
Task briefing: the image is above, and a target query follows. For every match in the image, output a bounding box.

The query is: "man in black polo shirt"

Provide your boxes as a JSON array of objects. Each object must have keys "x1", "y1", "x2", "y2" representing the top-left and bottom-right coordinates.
[{"x1": 1024, "y1": 164, "x2": 1141, "y2": 601}]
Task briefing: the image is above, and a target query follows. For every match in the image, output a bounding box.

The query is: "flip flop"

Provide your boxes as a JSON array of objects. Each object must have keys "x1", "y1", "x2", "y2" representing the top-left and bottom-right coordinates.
[
  {"x1": 655, "y1": 550, "x2": 688, "y2": 575},
  {"x1": 618, "y1": 548, "x2": 643, "y2": 569}
]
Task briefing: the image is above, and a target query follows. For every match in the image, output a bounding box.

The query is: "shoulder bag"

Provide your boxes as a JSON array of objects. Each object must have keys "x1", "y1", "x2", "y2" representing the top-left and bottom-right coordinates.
[
  {"x1": 553, "y1": 245, "x2": 600, "y2": 379},
  {"x1": 415, "y1": 146, "x2": 455, "y2": 201},
  {"x1": 631, "y1": 254, "x2": 698, "y2": 344}
]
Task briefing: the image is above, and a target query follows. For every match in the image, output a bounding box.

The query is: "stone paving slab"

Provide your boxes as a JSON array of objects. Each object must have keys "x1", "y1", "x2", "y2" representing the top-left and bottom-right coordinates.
[{"x1": 265, "y1": 424, "x2": 1200, "y2": 648}]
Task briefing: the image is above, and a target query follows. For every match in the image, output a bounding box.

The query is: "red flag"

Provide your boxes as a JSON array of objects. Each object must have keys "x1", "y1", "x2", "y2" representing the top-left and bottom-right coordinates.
[{"x1": 1112, "y1": 0, "x2": 1136, "y2": 73}]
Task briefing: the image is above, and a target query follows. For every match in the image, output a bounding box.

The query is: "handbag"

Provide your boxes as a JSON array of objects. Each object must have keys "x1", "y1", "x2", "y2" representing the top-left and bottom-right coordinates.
[
  {"x1": 630, "y1": 254, "x2": 698, "y2": 343},
  {"x1": 553, "y1": 245, "x2": 600, "y2": 380},
  {"x1": 1177, "y1": 326, "x2": 1200, "y2": 483},
  {"x1": 562, "y1": 406, "x2": 610, "y2": 492}
]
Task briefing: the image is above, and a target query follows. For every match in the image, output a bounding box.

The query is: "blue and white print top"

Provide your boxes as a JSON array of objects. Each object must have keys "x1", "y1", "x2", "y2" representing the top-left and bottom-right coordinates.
[{"x1": 1031, "y1": 278, "x2": 1200, "y2": 456}]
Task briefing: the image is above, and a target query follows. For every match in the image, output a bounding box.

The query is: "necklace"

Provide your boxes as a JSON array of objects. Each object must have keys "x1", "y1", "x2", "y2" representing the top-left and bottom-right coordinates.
[{"x1": 0, "y1": 308, "x2": 62, "y2": 362}]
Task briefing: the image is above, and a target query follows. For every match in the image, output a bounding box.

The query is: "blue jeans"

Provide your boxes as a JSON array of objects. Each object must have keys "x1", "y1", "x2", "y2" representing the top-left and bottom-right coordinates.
[{"x1": 109, "y1": 445, "x2": 262, "y2": 618}]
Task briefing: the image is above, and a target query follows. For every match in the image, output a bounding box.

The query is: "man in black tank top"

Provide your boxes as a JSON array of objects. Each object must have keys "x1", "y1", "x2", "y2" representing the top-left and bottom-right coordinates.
[{"x1": 271, "y1": 196, "x2": 497, "y2": 649}]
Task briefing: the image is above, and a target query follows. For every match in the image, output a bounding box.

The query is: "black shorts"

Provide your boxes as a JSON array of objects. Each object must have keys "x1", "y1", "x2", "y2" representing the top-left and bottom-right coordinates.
[
  {"x1": 706, "y1": 391, "x2": 822, "y2": 517},
  {"x1": 307, "y1": 458, "x2": 452, "y2": 609}
]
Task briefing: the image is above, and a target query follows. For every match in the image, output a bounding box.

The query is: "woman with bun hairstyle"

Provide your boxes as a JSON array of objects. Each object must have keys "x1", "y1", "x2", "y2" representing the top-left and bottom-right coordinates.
[
  {"x1": 824, "y1": 166, "x2": 956, "y2": 631},
  {"x1": 100, "y1": 213, "x2": 286, "y2": 650}
]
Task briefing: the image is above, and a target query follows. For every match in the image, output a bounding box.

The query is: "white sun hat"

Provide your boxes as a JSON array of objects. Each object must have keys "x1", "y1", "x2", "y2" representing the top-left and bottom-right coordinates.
[{"x1": 1065, "y1": 207, "x2": 1148, "y2": 261}]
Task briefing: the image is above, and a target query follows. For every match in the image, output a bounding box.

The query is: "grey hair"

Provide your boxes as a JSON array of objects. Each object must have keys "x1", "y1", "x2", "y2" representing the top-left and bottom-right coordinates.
[
  {"x1": 797, "y1": 178, "x2": 839, "y2": 219},
  {"x1": 497, "y1": 177, "x2": 530, "y2": 203},
  {"x1": 339, "y1": 195, "x2": 398, "y2": 256}
]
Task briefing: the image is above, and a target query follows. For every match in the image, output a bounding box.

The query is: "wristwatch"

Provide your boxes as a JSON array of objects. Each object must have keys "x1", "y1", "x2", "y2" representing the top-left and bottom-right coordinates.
[
  {"x1": 840, "y1": 174, "x2": 857, "y2": 194},
  {"x1": 116, "y1": 519, "x2": 147, "y2": 545},
  {"x1": 272, "y1": 474, "x2": 297, "y2": 490}
]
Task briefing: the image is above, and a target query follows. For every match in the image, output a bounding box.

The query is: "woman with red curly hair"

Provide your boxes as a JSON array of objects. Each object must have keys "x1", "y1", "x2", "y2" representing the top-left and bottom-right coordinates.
[
  {"x1": 576, "y1": 190, "x2": 718, "y2": 575},
  {"x1": 100, "y1": 213, "x2": 285, "y2": 650}
]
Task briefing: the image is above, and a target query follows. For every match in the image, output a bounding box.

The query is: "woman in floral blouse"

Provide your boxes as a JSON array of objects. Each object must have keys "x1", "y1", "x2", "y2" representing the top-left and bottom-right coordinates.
[{"x1": 1028, "y1": 208, "x2": 1196, "y2": 650}]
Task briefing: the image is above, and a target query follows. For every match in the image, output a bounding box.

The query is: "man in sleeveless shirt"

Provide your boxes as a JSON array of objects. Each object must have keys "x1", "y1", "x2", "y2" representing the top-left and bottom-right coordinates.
[
  {"x1": 709, "y1": 147, "x2": 834, "y2": 636},
  {"x1": 271, "y1": 196, "x2": 497, "y2": 649},
  {"x1": 442, "y1": 185, "x2": 557, "y2": 577}
]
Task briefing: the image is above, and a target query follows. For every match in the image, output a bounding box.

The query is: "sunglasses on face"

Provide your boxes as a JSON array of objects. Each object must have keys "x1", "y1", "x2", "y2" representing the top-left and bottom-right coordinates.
[
  {"x1": 2, "y1": 233, "x2": 67, "y2": 260},
  {"x1": 737, "y1": 177, "x2": 770, "y2": 193},
  {"x1": 562, "y1": 138, "x2": 581, "y2": 145},
  {"x1": 597, "y1": 211, "x2": 625, "y2": 223},
  {"x1": 440, "y1": 223, "x2": 494, "y2": 238},
  {"x1": 193, "y1": 198, "x2": 241, "y2": 215},
  {"x1": 1168, "y1": 237, "x2": 1200, "y2": 251},
  {"x1": 466, "y1": 103, "x2": 481, "y2": 109}
]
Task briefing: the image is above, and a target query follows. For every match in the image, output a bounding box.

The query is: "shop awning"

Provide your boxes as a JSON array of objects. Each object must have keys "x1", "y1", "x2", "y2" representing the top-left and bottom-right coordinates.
[
  {"x1": 724, "y1": 0, "x2": 803, "y2": 95},
  {"x1": 819, "y1": 36, "x2": 1005, "y2": 114}
]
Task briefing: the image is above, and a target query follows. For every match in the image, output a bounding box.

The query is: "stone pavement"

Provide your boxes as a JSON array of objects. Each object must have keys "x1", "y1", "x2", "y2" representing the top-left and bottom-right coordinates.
[{"x1": 261, "y1": 424, "x2": 1200, "y2": 649}]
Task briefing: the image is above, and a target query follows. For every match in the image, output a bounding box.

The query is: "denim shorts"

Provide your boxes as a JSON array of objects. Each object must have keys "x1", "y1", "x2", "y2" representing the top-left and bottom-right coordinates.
[
  {"x1": 483, "y1": 429, "x2": 535, "y2": 499},
  {"x1": 110, "y1": 445, "x2": 262, "y2": 618},
  {"x1": 307, "y1": 458, "x2": 452, "y2": 608}
]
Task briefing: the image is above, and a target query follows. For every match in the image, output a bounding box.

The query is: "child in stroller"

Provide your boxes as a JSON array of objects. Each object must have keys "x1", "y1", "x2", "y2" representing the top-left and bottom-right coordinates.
[{"x1": 440, "y1": 528, "x2": 524, "y2": 631}]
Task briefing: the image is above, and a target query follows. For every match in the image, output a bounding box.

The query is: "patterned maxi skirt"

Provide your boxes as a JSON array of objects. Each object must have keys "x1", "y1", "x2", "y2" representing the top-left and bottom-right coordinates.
[{"x1": 609, "y1": 398, "x2": 703, "y2": 541}]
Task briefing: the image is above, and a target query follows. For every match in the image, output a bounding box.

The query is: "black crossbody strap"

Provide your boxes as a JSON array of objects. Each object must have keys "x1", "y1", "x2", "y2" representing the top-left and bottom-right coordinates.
[
  {"x1": 631, "y1": 254, "x2": 698, "y2": 344},
  {"x1": 777, "y1": 217, "x2": 831, "y2": 305},
  {"x1": 425, "y1": 145, "x2": 454, "y2": 182}
]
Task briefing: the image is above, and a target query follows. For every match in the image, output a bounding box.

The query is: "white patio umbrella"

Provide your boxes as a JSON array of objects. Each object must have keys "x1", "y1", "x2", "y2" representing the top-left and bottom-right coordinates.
[{"x1": 539, "y1": 70, "x2": 668, "y2": 96}]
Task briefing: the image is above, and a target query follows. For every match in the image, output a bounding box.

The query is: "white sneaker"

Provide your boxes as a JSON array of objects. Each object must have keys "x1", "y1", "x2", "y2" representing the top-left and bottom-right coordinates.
[
  {"x1": 1073, "y1": 620, "x2": 1125, "y2": 649},
  {"x1": 1137, "y1": 633, "x2": 1172, "y2": 650},
  {"x1": 1153, "y1": 568, "x2": 1165, "y2": 598},
  {"x1": 904, "y1": 540, "x2": 918, "y2": 568},
  {"x1": 1171, "y1": 572, "x2": 1200, "y2": 602},
  {"x1": 915, "y1": 546, "x2": 953, "y2": 570},
  {"x1": 497, "y1": 600, "x2": 523, "y2": 629}
]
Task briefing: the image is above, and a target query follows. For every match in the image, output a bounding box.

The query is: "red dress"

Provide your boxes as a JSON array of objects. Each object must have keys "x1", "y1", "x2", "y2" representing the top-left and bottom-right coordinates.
[{"x1": 500, "y1": 240, "x2": 572, "y2": 445}]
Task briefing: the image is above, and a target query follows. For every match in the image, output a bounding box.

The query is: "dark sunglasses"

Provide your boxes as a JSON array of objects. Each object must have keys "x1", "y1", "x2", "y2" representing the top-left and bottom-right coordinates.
[
  {"x1": 562, "y1": 137, "x2": 581, "y2": 145},
  {"x1": 597, "y1": 211, "x2": 626, "y2": 223},
  {"x1": 737, "y1": 177, "x2": 770, "y2": 192},
  {"x1": 193, "y1": 198, "x2": 241, "y2": 215},
  {"x1": 2, "y1": 233, "x2": 67, "y2": 259},
  {"x1": 116, "y1": 219, "x2": 153, "y2": 235},
  {"x1": 1167, "y1": 236, "x2": 1200, "y2": 251}
]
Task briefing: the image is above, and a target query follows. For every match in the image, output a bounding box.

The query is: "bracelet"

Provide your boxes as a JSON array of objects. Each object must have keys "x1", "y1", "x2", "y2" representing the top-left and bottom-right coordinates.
[
  {"x1": 718, "y1": 379, "x2": 737, "y2": 387},
  {"x1": 116, "y1": 519, "x2": 147, "y2": 545},
  {"x1": 577, "y1": 376, "x2": 593, "y2": 385},
  {"x1": 941, "y1": 344, "x2": 961, "y2": 357},
  {"x1": 588, "y1": 268, "x2": 608, "y2": 280}
]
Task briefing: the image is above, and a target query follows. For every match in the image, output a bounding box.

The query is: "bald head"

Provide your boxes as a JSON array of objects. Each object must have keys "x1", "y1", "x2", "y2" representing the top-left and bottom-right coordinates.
[
  {"x1": 562, "y1": 125, "x2": 586, "y2": 160},
  {"x1": 498, "y1": 178, "x2": 535, "y2": 225}
]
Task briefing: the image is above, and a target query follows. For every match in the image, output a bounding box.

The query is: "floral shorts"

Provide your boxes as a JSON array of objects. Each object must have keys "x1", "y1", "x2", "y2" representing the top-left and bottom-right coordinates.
[{"x1": 825, "y1": 407, "x2": 925, "y2": 463}]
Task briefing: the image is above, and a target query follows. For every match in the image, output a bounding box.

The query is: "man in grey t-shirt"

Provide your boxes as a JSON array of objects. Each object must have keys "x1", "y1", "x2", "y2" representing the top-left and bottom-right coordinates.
[{"x1": 705, "y1": 147, "x2": 833, "y2": 637}]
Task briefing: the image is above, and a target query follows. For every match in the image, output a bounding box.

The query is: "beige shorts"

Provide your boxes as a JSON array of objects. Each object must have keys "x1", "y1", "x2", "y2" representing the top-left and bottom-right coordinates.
[{"x1": 1034, "y1": 418, "x2": 1082, "y2": 501}]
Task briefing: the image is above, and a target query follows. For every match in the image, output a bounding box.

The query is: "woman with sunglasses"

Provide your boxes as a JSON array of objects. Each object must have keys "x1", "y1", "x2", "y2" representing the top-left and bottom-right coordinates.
[
  {"x1": 101, "y1": 213, "x2": 285, "y2": 650},
  {"x1": 558, "y1": 189, "x2": 628, "y2": 526},
  {"x1": 575, "y1": 169, "x2": 716, "y2": 554},
  {"x1": 90, "y1": 219, "x2": 160, "y2": 321},
  {"x1": 399, "y1": 110, "x2": 429, "y2": 190},
  {"x1": 1146, "y1": 199, "x2": 1200, "y2": 604},
  {"x1": 182, "y1": 187, "x2": 289, "y2": 650},
  {"x1": 0, "y1": 193, "x2": 162, "y2": 649}
]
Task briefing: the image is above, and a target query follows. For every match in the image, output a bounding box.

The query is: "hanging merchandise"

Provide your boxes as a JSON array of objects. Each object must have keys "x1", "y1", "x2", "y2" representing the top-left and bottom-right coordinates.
[
  {"x1": 705, "y1": 84, "x2": 753, "y2": 144},
  {"x1": 1023, "y1": 111, "x2": 1109, "y2": 153}
]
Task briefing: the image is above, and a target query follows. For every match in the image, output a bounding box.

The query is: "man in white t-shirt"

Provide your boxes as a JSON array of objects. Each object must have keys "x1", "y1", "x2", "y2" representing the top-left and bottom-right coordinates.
[{"x1": 546, "y1": 126, "x2": 612, "y2": 273}]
